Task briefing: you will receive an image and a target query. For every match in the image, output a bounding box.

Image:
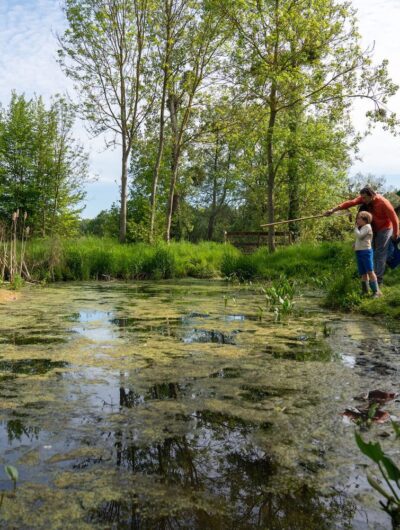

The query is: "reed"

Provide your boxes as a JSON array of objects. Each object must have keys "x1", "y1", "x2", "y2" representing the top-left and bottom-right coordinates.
[{"x1": 0, "y1": 211, "x2": 31, "y2": 285}]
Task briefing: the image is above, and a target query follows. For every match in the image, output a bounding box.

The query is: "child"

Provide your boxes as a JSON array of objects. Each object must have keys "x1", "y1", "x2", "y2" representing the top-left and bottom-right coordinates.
[{"x1": 354, "y1": 211, "x2": 381, "y2": 297}]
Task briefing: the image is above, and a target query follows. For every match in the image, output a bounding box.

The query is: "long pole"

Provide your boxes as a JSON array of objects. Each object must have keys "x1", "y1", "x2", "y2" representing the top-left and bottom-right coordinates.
[{"x1": 260, "y1": 210, "x2": 348, "y2": 228}]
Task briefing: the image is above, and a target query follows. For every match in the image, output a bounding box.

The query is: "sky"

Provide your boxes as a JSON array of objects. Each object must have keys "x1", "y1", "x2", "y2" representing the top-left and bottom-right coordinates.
[{"x1": 0, "y1": 0, "x2": 399, "y2": 218}]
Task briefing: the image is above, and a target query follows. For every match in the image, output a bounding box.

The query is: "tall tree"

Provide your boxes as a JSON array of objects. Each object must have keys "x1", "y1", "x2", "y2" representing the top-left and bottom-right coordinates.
[
  {"x1": 162, "y1": 0, "x2": 226, "y2": 242},
  {"x1": 185, "y1": 100, "x2": 244, "y2": 240},
  {"x1": 59, "y1": 0, "x2": 153, "y2": 242},
  {"x1": 148, "y1": 0, "x2": 174, "y2": 243},
  {"x1": 222, "y1": 0, "x2": 398, "y2": 250},
  {"x1": 0, "y1": 93, "x2": 88, "y2": 235}
]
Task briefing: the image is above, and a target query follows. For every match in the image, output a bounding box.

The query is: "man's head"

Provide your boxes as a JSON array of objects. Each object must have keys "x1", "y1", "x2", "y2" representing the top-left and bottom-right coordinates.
[{"x1": 360, "y1": 185, "x2": 376, "y2": 204}]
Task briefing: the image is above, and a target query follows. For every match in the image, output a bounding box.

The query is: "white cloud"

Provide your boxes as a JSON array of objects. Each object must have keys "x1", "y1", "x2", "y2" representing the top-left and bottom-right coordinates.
[
  {"x1": 0, "y1": 0, "x2": 120, "y2": 192},
  {"x1": 0, "y1": 0, "x2": 68, "y2": 101},
  {"x1": 350, "y1": 0, "x2": 400, "y2": 188}
]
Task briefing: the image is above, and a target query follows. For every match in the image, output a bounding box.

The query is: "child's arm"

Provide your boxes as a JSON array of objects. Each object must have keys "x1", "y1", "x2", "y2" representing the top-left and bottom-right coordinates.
[{"x1": 354, "y1": 225, "x2": 372, "y2": 240}]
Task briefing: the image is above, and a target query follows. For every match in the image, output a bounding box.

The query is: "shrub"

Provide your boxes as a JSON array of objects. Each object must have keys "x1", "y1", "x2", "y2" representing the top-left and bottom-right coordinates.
[
  {"x1": 142, "y1": 246, "x2": 176, "y2": 279},
  {"x1": 324, "y1": 270, "x2": 361, "y2": 311}
]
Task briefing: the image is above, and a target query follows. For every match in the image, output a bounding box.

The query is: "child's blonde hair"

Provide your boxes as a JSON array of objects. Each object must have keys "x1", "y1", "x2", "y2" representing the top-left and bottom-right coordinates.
[{"x1": 357, "y1": 211, "x2": 373, "y2": 224}]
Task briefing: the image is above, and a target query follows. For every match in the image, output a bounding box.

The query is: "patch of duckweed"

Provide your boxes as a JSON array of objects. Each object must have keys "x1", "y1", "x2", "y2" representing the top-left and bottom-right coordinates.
[
  {"x1": 209, "y1": 367, "x2": 244, "y2": 379},
  {"x1": 0, "y1": 359, "x2": 67, "y2": 375},
  {"x1": 0, "y1": 281, "x2": 396, "y2": 528},
  {"x1": 265, "y1": 337, "x2": 337, "y2": 362},
  {"x1": 239, "y1": 385, "x2": 297, "y2": 402},
  {"x1": 0, "y1": 334, "x2": 67, "y2": 345}
]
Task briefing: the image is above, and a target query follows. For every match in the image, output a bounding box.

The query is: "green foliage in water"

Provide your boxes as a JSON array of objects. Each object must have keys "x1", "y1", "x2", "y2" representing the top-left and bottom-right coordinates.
[
  {"x1": 23, "y1": 234, "x2": 384, "y2": 317},
  {"x1": 0, "y1": 464, "x2": 18, "y2": 512},
  {"x1": 261, "y1": 278, "x2": 296, "y2": 321},
  {"x1": 5, "y1": 465, "x2": 18, "y2": 490},
  {"x1": 356, "y1": 427, "x2": 400, "y2": 527}
]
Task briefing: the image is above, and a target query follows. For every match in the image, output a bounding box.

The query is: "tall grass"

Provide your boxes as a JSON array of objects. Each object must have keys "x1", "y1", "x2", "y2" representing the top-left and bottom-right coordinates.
[
  {"x1": 23, "y1": 237, "x2": 358, "y2": 284},
  {"x1": 222, "y1": 241, "x2": 353, "y2": 282},
  {"x1": 25, "y1": 238, "x2": 241, "y2": 281}
]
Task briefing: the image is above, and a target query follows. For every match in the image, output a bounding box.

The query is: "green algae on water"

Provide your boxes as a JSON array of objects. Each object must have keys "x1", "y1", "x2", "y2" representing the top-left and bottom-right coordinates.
[{"x1": 0, "y1": 281, "x2": 398, "y2": 528}]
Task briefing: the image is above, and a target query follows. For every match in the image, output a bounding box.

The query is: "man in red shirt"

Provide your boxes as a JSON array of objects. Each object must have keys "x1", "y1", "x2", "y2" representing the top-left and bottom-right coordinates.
[{"x1": 325, "y1": 186, "x2": 399, "y2": 284}]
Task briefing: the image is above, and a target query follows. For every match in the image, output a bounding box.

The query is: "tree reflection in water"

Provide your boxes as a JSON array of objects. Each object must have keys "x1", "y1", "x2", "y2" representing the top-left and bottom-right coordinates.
[{"x1": 89, "y1": 384, "x2": 355, "y2": 529}]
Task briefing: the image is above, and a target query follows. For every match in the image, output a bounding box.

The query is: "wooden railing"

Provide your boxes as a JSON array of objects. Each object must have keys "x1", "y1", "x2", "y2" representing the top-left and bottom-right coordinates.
[{"x1": 224, "y1": 230, "x2": 292, "y2": 252}]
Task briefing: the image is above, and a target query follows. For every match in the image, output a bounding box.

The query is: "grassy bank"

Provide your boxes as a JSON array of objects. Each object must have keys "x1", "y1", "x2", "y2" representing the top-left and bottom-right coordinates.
[
  {"x1": 25, "y1": 238, "x2": 240, "y2": 281},
  {"x1": 24, "y1": 237, "x2": 356, "y2": 282},
  {"x1": 21, "y1": 237, "x2": 398, "y2": 322},
  {"x1": 359, "y1": 266, "x2": 400, "y2": 324}
]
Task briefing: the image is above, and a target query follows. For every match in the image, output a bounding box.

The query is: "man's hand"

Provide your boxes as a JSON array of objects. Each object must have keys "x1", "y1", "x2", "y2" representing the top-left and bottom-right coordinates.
[
  {"x1": 392, "y1": 234, "x2": 399, "y2": 242},
  {"x1": 324, "y1": 208, "x2": 335, "y2": 217}
]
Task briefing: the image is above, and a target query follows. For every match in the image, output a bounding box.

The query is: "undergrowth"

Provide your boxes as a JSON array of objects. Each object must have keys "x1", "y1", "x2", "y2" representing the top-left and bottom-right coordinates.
[
  {"x1": 21, "y1": 237, "x2": 399, "y2": 318},
  {"x1": 25, "y1": 238, "x2": 239, "y2": 281}
]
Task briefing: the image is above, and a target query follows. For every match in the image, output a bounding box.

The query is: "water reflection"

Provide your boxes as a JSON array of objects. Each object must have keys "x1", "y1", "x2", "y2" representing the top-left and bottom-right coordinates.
[
  {"x1": 0, "y1": 281, "x2": 395, "y2": 528},
  {"x1": 90, "y1": 385, "x2": 354, "y2": 529},
  {"x1": 0, "y1": 359, "x2": 67, "y2": 375},
  {"x1": 183, "y1": 329, "x2": 237, "y2": 345},
  {"x1": 91, "y1": 419, "x2": 355, "y2": 530},
  {"x1": 119, "y1": 383, "x2": 191, "y2": 408},
  {"x1": 5, "y1": 418, "x2": 40, "y2": 443}
]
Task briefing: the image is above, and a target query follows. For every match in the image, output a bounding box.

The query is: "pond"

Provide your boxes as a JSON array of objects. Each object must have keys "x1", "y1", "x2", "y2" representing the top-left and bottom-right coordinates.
[{"x1": 0, "y1": 280, "x2": 399, "y2": 529}]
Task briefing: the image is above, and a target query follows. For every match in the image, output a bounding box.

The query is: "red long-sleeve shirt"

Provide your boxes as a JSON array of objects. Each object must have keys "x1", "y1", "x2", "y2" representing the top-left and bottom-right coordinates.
[{"x1": 338, "y1": 194, "x2": 399, "y2": 236}]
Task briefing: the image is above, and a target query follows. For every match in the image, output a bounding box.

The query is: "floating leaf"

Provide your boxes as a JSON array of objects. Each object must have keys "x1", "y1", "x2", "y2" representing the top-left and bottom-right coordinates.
[{"x1": 5, "y1": 465, "x2": 18, "y2": 483}]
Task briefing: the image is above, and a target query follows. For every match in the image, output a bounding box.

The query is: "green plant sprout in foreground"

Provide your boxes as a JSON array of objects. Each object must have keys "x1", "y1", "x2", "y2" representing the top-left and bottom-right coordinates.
[
  {"x1": 0, "y1": 465, "x2": 18, "y2": 513},
  {"x1": 356, "y1": 425, "x2": 400, "y2": 527},
  {"x1": 261, "y1": 278, "x2": 296, "y2": 321}
]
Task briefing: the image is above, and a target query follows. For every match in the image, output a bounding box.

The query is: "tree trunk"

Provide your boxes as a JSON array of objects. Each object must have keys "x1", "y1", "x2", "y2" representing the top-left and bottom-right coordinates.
[
  {"x1": 166, "y1": 93, "x2": 180, "y2": 243},
  {"x1": 207, "y1": 135, "x2": 221, "y2": 241},
  {"x1": 149, "y1": 107, "x2": 166, "y2": 243},
  {"x1": 149, "y1": 2, "x2": 172, "y2": 243},
  {"x1": 207, "y1": 213, "x2": 216, "y2": 241},
  {"x1": 266, "y1": 100, "x2": 277, "y2": 252},
  {"x1": 166, "y1": 155, "x2": 179, "y2": 243},
  {"x1": 119, "y1": 145, "x2": 129, "y2": 243},
  {"x1": 287, "y1": 116, "x2": 299, "y2": 241}
]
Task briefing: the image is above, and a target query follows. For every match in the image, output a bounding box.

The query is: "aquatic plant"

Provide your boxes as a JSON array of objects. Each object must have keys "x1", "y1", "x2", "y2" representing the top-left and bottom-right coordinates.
[
  {"x1": 5, "y1": 465, "x2": 18, "y2": 492},
  {"x1": 355, "y1": 427, "x2": 400, "y2": 527},
  {"x1": 0, "y1": 465, "x2": 19, "y2": 513},
  {"x1": 223, "y1": 294, "x2": 236, "y2": 309},
  {"x1": 274, "y1": 297, "x2": 296, "y2": 321},
  {"x1": 261, "y1": 278, "x2": 296, "y2": 321}
]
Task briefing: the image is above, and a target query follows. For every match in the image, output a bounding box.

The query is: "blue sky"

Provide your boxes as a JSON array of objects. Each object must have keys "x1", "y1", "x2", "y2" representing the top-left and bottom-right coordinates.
[{"x1": 1, "y1": 0, "x2": 400, "y2": 218}]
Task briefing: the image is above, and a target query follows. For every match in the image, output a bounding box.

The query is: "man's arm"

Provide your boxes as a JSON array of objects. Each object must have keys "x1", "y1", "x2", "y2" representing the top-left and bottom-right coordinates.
[
  {"x1": 325, "y1": 196, "x2": 363, "y2": 216},
  {"x1": 382, "y1": 198, "x2": 399, "y2": 238}
]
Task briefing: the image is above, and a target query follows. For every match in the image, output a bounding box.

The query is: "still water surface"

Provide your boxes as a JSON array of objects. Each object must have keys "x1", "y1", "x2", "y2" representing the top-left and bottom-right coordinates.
[{"x1": 0, "y1": 281, "x2": 399, "y2": 529}]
